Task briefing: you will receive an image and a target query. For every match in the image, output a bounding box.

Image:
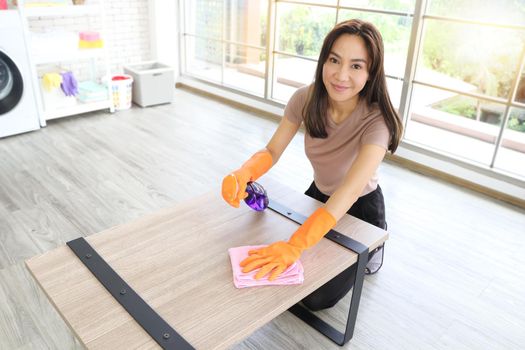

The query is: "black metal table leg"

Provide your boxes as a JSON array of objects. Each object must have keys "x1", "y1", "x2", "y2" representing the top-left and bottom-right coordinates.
[{"x1": 268, "y1": 200, "x2": 369, "y2": 346}]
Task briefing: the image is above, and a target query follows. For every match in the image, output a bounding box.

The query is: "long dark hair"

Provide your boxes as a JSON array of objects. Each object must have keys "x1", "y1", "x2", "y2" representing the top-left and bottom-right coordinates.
[{"x1": 302, "y1": 19, "x2": 403, "y2": 153}]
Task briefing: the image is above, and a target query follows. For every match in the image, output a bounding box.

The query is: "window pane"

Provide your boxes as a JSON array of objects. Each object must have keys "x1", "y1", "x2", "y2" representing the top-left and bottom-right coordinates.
[
  {"x1": 185, "y1": 0, "x2": 223, "y2": 40},
  {"x1": 184, "y1": 36, "x2": 222, "y2": 83},
  {"x1": 405, "y1": 84, "x2": 506, "y2": 166},
  {"x1": 426, "y1": 0, "x2": 525, "y2": 27},
  {"x1": 276, "y1": 3, "x2": 336, "y2": 59},
  {"x1": 516, "y1": 73, "x2": 525, "y2": 104},
  {"x1": 281, "y1": 0, "x2": 337, "y2": 5},
  {"x1": 225, "y1": 1, "x2": 267, "y2": 48},
  {"x1": 340, "y1": 0, "x2": 416, "y2": 12},
  {"x1": 224, "y1": 45, "x2": 266, "y2": 97},
  {"x1": 338, "y1": 10, "x2": 412, "y2": 78},
  {"x1": 387, "y1": 77, "x2": 403, "y2": 110},
  {"x1": 272, "y1": 55, "x2": 316, "y2": 103},
  {"x1": 494, "y1": 107, "x2": 525, "y2": 178},
  {"x1": 417, "y1": 20, "x2": 525, "y2": 99}
]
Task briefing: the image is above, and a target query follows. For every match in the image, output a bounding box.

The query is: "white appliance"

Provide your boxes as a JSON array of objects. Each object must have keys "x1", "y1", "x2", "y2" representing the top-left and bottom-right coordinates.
[{"x1": 0, "y1": 11, "x2": 40, "y2": 138}]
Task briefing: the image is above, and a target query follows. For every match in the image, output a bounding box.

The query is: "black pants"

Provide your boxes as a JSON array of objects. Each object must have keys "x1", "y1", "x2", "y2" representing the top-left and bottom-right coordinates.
[{"x1": 301, "y1": 181, "x2": 386, "y2": 311}]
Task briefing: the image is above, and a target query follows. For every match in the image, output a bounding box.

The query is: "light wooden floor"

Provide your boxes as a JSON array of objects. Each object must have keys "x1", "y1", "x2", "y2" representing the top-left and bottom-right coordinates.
[{"x1": 1, "y1": 87, "x2": 524, "y2": 349}]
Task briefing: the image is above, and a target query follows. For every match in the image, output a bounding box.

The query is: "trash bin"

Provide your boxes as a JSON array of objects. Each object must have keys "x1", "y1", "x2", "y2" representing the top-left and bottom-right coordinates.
[
  {"x1": 110, "y1": 75, "x2": 133, "y2": 110},
  {"x1": 123, "y1": 61, "x2": 174, "y2": 107}
]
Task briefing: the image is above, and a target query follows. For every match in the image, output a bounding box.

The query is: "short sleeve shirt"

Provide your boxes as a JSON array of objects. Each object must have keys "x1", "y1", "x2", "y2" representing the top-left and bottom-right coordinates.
[{"x1": 284, "y1": 85, "x2": 390, "y2": 196}]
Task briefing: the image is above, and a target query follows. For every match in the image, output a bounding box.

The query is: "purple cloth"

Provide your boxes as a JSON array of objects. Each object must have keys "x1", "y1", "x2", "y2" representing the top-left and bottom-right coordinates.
[
  {"x1": 228, "y1": 245, "x2": 304, "y2": 288},
  {"x1": 60, "y1": 71, "x2": 78, "y2": 96}
]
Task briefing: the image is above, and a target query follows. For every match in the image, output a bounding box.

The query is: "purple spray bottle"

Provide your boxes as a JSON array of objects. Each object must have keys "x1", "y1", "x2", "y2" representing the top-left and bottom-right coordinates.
[{"x1": 244, "y1": 181, "x2": 269, "y2": 211}]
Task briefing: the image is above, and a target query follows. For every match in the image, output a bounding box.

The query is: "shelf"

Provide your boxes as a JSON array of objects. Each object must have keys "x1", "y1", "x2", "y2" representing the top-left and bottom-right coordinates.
[
  {"x1": 33, "y1": 48, "x2": 105, "y2": 64},
  {"x1": 21, "y1": 1, "x2": 113, "y2": 122},
  {"x1": 24, "y1": 4, "x2": 99, "y2": 18},
  {"x1": 44, "y1": 99, "x2": 112, "y2": 120}
]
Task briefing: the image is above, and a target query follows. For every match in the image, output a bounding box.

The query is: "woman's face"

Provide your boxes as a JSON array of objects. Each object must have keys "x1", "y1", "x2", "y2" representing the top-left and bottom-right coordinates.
[{"x1": 322, "y1": 34, "x2": 370, "y2": 105}]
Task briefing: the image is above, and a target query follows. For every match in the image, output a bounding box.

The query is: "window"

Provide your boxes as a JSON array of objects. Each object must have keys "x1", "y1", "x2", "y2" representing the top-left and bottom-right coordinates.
[
  {"x1": 404, "y1": 0, "x2": 525, "y2": 178},
  {"x1": 182, "y1": 1, "x2": 268, "y2": 96},
  {"x1": 273, "y1": 2, "x2": 336, "y2": 101},
  {"x1": 180, "y1": 0, "x2": 525, "y2": 181}
]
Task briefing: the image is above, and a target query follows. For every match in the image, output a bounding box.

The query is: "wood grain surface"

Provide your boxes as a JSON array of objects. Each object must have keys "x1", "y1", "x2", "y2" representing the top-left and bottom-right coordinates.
[{"x1": 25, "y1": 178, "x2": 387, "y2": 349}]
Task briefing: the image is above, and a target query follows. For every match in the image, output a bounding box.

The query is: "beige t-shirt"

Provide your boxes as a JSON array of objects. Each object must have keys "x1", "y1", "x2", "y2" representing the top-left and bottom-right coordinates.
[{"x1": 285, "y1": 85, "x2": 390, "y2": 196}]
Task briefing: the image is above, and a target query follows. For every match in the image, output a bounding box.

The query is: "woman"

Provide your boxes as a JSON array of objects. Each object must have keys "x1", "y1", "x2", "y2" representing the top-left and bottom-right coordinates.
[{"x1": 222, "y1": 19, "x2": 403, "y2": 311}]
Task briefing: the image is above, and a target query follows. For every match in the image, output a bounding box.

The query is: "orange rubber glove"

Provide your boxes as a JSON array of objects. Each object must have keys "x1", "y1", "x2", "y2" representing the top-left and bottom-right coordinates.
[
  {"x1": 221, "y1": 150, "x2": 273, "y2": 208},
  {"x1": 240, "y1": 207, "x2": 336, "y2": 280}
]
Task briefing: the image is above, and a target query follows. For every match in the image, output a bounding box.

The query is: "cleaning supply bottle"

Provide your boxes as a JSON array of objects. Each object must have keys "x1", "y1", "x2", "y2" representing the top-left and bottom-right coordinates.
[{"x1": 244, "y1": 182, "x2": 268, "y2": 211}]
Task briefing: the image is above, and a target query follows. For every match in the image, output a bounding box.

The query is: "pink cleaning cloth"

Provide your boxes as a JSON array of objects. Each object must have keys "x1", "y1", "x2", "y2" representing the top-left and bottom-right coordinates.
[
  {"x1": 228, "y1": 245, "x2": 304, "y2": 289},
  {"x1": 79, "y1": 31, "x2": 100, "y2": 41}
]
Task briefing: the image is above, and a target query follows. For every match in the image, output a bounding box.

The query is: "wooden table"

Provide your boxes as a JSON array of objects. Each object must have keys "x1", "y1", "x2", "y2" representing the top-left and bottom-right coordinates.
[{"x1": 26, "y1": 178, "x2": 388, "y2": 349}]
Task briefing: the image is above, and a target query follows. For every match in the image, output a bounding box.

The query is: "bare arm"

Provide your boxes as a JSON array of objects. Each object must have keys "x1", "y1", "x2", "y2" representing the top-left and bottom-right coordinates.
[
  {"x1": 324, "y1": 144, "x2": 387, "y2": 221},
  {"x1": 261, "y1": 116, "x2": 301, "y2": 165}
]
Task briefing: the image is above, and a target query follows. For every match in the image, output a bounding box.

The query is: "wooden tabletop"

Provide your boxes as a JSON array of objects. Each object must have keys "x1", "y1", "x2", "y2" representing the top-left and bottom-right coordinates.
[{"x1": 25, "y1": 178, "x2": 388, "y2": 349}]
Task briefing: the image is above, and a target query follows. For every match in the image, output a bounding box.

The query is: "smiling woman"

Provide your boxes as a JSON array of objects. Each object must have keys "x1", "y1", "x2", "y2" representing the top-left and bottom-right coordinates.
[
  {"x1": 221, "y1": 19, "x2": 402, "y2": 311},
  {"x1": 303, "y1": 20, "x2": 402, "y2": 149}
]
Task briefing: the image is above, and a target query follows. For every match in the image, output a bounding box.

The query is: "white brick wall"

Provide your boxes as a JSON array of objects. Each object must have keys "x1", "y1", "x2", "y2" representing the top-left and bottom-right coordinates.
[
  {"x1": 28, "y1": 0, "x2": 151, "y2": 79},
  {"x1": 104, "y1": 0, "x2": 151, "y2": 71}
]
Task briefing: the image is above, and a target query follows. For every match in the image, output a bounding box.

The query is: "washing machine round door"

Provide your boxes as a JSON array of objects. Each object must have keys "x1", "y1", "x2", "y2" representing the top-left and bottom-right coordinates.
[{"x1": 0, "y1": 51, "x2": 24, "y2": 116}]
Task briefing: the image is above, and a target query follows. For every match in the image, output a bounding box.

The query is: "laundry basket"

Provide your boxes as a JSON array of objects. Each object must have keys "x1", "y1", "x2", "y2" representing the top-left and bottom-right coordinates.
[{"x1": 110, "y1": 75, "x2": 133, "y2": 110}]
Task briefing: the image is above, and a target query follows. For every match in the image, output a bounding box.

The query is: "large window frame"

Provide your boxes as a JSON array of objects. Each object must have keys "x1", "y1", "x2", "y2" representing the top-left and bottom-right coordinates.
[{"x1": 178, "y1": 0, "x2": 525, "y2": 188}]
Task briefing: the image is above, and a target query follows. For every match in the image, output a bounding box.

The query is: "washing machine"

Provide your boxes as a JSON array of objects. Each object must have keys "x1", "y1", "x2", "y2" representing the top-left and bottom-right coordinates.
[{"x1": 0, "y1": 11, "x2": 40, "y2": 138}]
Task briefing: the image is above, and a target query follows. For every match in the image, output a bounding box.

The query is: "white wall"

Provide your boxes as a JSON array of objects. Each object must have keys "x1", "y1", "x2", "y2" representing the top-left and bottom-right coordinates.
[
  {"x1": 28, "y1": 0, "x2": 152, "y2": 77},
  {"x1": 104, "y1": 0, "x2": 151, "y2": 72},
  {"x1": 148, "y1": 0, "x2": 179, "y2": 76}
]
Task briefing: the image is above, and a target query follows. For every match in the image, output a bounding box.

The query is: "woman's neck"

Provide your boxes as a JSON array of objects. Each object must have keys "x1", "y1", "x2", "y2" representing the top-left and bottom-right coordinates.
[{"x1": 328, "y1": 96, "x2": 360, "y2": 123}]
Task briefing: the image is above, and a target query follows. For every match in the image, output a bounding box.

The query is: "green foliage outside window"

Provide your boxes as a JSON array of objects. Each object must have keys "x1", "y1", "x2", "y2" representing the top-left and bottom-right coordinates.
[
  {"x1": 422, "y1": 0, "x2": 525, "y2": 133},
  {"x1": 432, "y1": 96, "x2": 477, "y2": 120},
  {"x1": 276, "y1": 1, "x2": 412, "y2": 59},
  {"x1": 278, "y1": 6, "x2": 335, "y2": 58},
  {"x1": 509, "y1": 111, "x2": 525, "y2": 132},
  {"x1": 422, "y1": 20, "x2": 522, "y2": 99}
]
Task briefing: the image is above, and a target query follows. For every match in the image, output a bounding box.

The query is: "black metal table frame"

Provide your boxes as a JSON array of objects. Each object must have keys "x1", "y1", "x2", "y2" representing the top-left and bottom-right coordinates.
[
  {"x1": 268, "y1": 200, "x2": 369, "y2": 346},
  {"x1": 67, "y1": 237, "x2": 195, "y2": 350}
]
